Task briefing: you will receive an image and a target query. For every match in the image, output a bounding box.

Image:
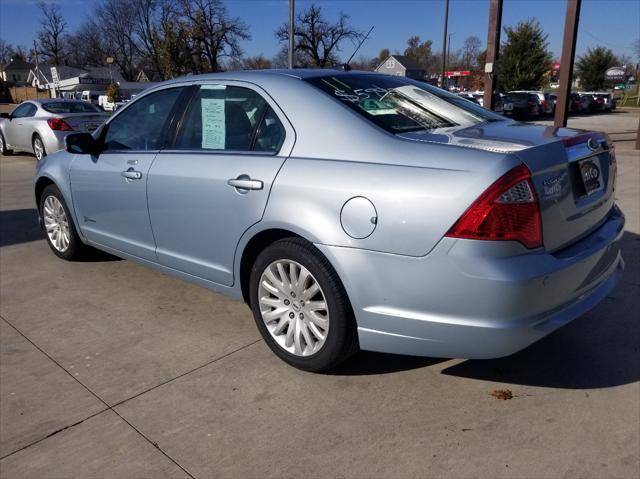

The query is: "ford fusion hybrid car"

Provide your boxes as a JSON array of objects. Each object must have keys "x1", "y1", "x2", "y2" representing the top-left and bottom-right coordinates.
[{"x1": 31, "y1": 70, "x2": 624, "y2": 371}]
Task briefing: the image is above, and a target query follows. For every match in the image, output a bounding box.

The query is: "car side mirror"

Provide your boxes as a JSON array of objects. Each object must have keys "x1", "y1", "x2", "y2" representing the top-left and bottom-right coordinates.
[
  {"x1": 0, "y1": 113, "x2": 10, "y2": 120},
  {"x1": 66, "y1": 133, "x2": 100, "y2": 155}
]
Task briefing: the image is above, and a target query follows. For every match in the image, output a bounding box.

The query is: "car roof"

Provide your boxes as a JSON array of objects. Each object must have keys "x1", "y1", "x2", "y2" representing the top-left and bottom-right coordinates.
[
  {"x1": 157, "y1": 68, "x2": 380, "y2": 87},
  {"x1": 31, "y1": 99, "x2": 93, "y2": 105}
]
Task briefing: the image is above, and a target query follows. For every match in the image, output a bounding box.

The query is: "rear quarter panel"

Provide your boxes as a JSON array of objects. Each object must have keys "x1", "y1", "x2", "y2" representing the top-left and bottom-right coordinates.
[{"x1": 264, "y1": 147, "x2": 521, "y2": 257}]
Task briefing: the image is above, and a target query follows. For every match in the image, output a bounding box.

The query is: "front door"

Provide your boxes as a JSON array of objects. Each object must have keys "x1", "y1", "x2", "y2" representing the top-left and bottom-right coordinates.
[
  {"x1": 5, "y1": 102, "x2": 37, "y2": 148},
  {"x1": 70, "y1": 87, "x2": 185, "y2": 261},
  {"x1": 147, "y1": 83, "x2": 292, "y2": 286}
]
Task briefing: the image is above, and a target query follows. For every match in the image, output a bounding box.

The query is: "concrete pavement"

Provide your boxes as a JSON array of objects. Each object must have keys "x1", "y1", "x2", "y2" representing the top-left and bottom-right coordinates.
[{"x1": 0, "y1": 111, "x2": 638, "y2": 478}]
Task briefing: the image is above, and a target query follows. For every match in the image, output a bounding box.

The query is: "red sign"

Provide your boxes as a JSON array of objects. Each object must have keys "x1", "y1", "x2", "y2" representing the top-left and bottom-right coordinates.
[{"x1": 444, "y1": 70, "x2": 472, "y2": 77}]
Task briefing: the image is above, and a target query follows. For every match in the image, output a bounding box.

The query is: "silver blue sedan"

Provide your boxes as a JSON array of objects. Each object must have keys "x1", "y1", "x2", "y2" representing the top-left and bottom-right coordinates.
[
  {"x1": 33, "y1": 70, "x2": 624, "y2": 371},
  {"x1": 0, "y1": 99, "x2": 107, "y2": 161}
]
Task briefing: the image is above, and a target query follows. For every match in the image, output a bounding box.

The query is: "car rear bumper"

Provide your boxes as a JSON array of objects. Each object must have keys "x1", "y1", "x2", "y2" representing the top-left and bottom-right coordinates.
[
  {"x1": 316, "y1": 205, "x2": 625, "y2": 359},
  {"x1": 40, "y1": 130, "x2": 70, "y2": 156}
]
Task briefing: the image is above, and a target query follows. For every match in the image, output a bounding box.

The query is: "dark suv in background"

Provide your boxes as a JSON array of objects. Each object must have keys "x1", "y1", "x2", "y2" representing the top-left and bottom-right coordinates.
[{"x1": 508, "y1": 92, "x2": 541, "y2": 118}]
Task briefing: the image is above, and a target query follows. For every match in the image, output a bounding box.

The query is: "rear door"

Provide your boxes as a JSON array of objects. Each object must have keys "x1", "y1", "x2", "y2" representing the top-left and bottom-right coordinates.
[
  {"x1": 147, "y1": 82, "x2": 294, "y2": 286},
  {"x1": 70, "y1": 87, "x2": 186, "y2": 260}
]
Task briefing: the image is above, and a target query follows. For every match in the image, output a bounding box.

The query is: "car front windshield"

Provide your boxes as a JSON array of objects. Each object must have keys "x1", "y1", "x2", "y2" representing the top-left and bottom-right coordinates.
[
  {"x1": 42, "y1": 102, "x2": 102, "y2": 114},
  {"x1": 305, "y1": 74, "x2": 505, "y2": 134}
]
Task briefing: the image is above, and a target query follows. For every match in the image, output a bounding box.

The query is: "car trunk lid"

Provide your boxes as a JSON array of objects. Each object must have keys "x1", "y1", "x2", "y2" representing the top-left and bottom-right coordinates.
[
  {"x1": 398, "y1": 122, "x2": 617, "y2": 251},
  {"x1": 58, "y1": 114, "x2": 106, "y2": 133}
]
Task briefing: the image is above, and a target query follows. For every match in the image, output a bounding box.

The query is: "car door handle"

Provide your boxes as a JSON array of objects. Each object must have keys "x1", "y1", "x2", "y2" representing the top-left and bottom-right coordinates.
[
  {"x1": 227, "y1": 176, "x2": 263, "y2": 191},
  {"x1": 121, "y1": 168, "x2": 142, "y2": 180}
]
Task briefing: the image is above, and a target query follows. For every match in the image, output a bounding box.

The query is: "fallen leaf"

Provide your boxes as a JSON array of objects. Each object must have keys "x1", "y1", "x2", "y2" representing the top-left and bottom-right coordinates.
[{"x1": 490, "y1": 389, "x2": 513, "y2": 400}]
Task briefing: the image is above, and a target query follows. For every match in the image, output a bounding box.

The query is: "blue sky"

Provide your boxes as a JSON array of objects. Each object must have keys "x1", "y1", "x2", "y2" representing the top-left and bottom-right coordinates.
[{"x1": 1, "y1": 0, "x2": 639, "y2": 63}]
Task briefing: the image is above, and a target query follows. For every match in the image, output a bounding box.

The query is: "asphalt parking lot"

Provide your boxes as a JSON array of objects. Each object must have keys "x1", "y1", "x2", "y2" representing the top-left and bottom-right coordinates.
[{"x1": 0, "y1": 108, "x2": 639, "y2": 478}]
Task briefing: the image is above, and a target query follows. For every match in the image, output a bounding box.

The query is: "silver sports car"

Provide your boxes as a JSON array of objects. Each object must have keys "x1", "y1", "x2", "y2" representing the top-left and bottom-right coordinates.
[
  {"x1": 32, "y1": 70, "x2": 624, "y2": 371},
  {"x1": 0, "y1": 99, "x2": 107, "y2": 161}
]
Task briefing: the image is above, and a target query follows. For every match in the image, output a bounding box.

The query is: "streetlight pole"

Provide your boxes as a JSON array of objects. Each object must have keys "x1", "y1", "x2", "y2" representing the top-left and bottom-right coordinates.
[
  {"x1": 288, "y1": 0, "x2": 295, "y2": 69},
  {"x1": 441, "y1": 0, "x2": 449, "y2": 88}
]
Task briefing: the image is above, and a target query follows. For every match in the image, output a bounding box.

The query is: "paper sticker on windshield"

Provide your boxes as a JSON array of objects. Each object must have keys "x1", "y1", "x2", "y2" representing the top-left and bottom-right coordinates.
[
  {"x1": 359, "y1": 99, "x2": 396, "y2": 116},
  {"x1": 201, "y1": 84, "x2": 227, "y2": 90},
  {"x1": 201, "y1": 98, "x2": 225, "y2": 149}
]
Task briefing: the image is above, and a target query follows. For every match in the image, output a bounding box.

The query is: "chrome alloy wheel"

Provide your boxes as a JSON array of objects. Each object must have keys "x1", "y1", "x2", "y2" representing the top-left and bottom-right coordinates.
[
  {"x1": 43, "y1": 196, "x2": 71, "y2": 252},
  {"x1": 0, "y1": 134, "x2": 4, "y2": 152},
  {"x1": 258, "y1": 260, "x2": 330, "y2": 357},
  {"x1": 33, "y1": 137, "x2": 45, "y2": 161}
]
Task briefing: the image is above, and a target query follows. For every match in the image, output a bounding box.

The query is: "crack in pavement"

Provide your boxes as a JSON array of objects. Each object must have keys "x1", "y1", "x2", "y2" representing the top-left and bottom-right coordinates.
[{"x1": 0, "y1": 314, "x2": 262, "y2": 477}]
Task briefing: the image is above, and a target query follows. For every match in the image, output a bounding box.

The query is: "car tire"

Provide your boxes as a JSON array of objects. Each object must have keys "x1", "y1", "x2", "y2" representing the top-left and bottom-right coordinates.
[
  {"x1": 33, "y1": 134, "x2": 46, "y2": 161},
  {"x1": 39, "y1": 184, "x2": 85, "y2": 260},
  {"x1": 249, "y1": 238, "x2": 359, "y2": 372},
  {"x1": 0, "y1": 131, "x2": 12, "y2": 155}
]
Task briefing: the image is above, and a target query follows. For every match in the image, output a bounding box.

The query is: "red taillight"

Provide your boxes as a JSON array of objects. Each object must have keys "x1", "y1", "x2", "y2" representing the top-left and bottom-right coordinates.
[
  {"x1": 47, "y1": 118, "x2": 74, "y2": 131},
  {"x1": 445, "y1": 164, "x2": 542, "y2": 249}
]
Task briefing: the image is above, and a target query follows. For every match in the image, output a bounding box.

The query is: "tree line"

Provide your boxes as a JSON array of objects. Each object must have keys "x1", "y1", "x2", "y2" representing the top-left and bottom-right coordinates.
[{"x1": 0, "y1": 1, "x2": 634, "y2": 92}]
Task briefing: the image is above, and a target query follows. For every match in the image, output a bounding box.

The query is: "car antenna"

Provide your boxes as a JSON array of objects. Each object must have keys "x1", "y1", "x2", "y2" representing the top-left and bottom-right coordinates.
[{"x1": 339, "y1": 25, "x2": 375, "y2": 71}]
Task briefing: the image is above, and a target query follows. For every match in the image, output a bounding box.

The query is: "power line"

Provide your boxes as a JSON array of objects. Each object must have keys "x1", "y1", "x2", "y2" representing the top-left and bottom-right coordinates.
[{"x1": 581, "y1": 29, "x2": 636, "y2": 50}]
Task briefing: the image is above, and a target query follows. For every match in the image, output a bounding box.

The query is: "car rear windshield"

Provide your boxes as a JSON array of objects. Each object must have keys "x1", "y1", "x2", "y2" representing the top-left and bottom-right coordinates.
[
  {"x1": 42, "y1": 102, "x2": 102, "y2": 114},
  {"x1": 304, "y1": 74, "x2": 504, "y2": 134}
]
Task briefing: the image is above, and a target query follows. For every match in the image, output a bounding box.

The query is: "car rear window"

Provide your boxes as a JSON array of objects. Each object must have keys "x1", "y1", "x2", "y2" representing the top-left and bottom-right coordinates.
[
  {"x1": 304, "y1": 74, "x2": 504, "y2": 134},
  {"x1": 42, "y1": 102, "x2": 102, "y2": 114}
]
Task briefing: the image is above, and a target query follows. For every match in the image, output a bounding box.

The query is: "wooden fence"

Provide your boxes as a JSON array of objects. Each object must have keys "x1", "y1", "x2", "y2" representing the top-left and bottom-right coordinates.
[{"x1": 8, "y1": 86, "x2": 50, "y2": 103}]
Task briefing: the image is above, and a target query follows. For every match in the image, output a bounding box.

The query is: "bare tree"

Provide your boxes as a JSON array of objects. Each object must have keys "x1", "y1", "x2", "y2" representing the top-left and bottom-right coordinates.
[
  {"x1": 36, "y1": 0, "x2": 67, "y2": 65},
  {"x1": 96, "y1": 0, "x2": 139, "y2": 80},
  {"x1": 0, "y1": 40, "x2": 16, "y2": 65},
  {"x1": 67, "y1": 19, "x2": 108, "y2": 66},
  {"x1": 179, "y1": 0, "x2": 250, "y2": 72},
  {"x1": 275, "y1": 3, "x2": 364, "y2": 68},
  {"x1": 460, "y1": 35, "x2": 482, "y2": 70}
]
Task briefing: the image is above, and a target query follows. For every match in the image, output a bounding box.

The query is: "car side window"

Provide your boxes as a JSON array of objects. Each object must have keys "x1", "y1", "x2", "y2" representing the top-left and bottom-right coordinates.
[
  {"x1": 103, "y1": 88, "x2": 182, "y2": 152},
  {"x1": 175, "y1": 85, "x2": 281, "y2": 152},
  {"x1": 12, "y1": 103, "x2": 36, "y2": 118}
]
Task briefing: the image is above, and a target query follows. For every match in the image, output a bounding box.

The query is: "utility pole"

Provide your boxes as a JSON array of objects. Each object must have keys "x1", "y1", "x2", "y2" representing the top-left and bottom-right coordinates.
[
  {"x1": 446, "y1": 32, "x2": 454, "y2": 89},
  {"x1": 288, "y1": 0, "x2": 295, "y2": 69},
  {"x1": 441, "y1": 0, "x2": 449, "y2": 88},
  {"x1": 483, "y1": 0, "x2": 503, "y2": 110},
  {"x1": 554, "y1": 0, "x2": 581, "y2": 127}
]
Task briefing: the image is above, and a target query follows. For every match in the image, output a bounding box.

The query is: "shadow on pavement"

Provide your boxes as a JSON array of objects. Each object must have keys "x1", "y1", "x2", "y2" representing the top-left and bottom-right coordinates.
[
  {"x1": 0, "y1": 208, "x2": 122, "y2": 262},
  {"x1": 0, "y1": 208, "x2": 42, "y2": 247},
  {"x1": 330, "y1": 351, "x2": 446, "y2": 376}
]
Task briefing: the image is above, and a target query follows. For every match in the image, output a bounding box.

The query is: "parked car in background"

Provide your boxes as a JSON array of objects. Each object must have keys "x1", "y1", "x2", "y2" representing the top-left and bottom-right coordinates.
[
  {"x1": 509, "y1": 91, "x2": 553, "y2": 115},
  {"x1": 578, "y1": 93, "x2": 597, "y2": 113},
  {"x1": 500, "y1": 93, "x2": 514, "y2": 115},
  {"x1": 548, "y1": 94, "x2": 557, "y2": 114},
  {"x1": 0, "y1": 100, "x2": 107, "y2": 160},
  {"x1": 509, "y1": 92, "x2": 540, "y2": 118},
  {"x1": 457, "y1": 92, "x2": 481, "y2": 105},
  {"x1": 33, "y1": 70, "x2": 624, "y2": 371},
  {"x1": 569, "y1": 93, "x2": 584, "y2": 113},
  {"x1": 595, "y1": 93, "x2": 615, "y2": 111}
]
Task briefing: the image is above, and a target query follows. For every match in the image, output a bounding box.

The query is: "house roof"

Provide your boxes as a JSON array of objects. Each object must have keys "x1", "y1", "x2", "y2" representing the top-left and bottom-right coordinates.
[
  {"x1": 2, "y1": 58, "x2": 34, "y2": 71},
  {"x1": 387, "y1": 55, "x2": 424, "y2": 71}
]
